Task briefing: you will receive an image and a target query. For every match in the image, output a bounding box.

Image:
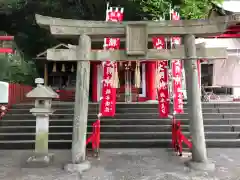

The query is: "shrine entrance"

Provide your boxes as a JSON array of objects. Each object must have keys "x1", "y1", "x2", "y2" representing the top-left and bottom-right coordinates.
[
  {"x1": 117, "y1": 62, "x2": 143, "y2": 102},
  {"x1": 36, "y1": 12, "x2": 235, "y2": 172}
]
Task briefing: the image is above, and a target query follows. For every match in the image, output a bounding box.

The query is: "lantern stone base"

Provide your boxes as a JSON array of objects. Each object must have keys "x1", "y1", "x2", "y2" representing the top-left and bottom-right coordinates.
[
  {"x1": 185, "y1": 160, "x2": 215, "y2": 171},
  {"x1": 64, "y1": 161, "x2": 91, "y2": 173},
  {"x1": 22, "y1": 152, "x2": 54, "y2": 168}
]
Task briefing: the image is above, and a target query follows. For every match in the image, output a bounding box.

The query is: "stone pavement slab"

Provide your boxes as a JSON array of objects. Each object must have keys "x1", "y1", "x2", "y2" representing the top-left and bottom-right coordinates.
[{"x1": 0, "y1": 149, "x2": 239, "y2": 179}]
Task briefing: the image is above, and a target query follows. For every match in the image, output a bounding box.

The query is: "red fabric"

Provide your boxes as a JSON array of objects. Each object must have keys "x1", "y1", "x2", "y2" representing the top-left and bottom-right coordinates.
[
  {"x1": 100, "y1": 61, "x2": 116, "y2": 117},
  {"x1": 91, "y1": 64, "x2": 98, "y2": 102},
  {"x1": 157, "y1": 61, "x2": 169, "y2": 117},
  {"x1": 0, "y1": 48, "x2": 13, "y2": 54},
  {"x1": 146, "y1": 62, "x2": 156, "y2": 101},
  {"x1": 172, "y1": 60, "x2": 184, "y2": 114},
  {"x1": 0, "y1": 36, "x2": 14, "y2": 41}
]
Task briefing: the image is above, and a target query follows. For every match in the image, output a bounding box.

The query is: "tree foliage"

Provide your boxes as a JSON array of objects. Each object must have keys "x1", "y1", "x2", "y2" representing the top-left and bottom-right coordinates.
[{"x1": 136, "y1": 0, "x2": 223, "y2": 20}]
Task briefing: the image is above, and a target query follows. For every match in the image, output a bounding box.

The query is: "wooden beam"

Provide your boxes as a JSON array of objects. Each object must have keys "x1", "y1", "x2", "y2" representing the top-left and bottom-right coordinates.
[
  {"x1": 0, "y1": 48, "x2": 13, "y2": 53},
  {"x1": 44, "y1": 63, "x2": 48, "y2": 85},
  {"x1": 209, "y1": 33, "x2": 240, "y2": 38},
  {"x1": 47, "y1": 46, "x2": 227, "y2": 61},
  {"x1": 0, "y1": 36, "x2": 14, "y2": 41}
]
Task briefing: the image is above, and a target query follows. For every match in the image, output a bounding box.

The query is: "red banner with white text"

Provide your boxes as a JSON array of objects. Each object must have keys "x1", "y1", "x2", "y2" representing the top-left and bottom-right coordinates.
[
  {"x1": 157, "y1": 60, "x2": 169, "y2": 117},
  {"x1": 171, "y1": 10, "x2": 183, "y2": 114},
  {"x1": 152, "y1": 37, "x2": 165, "y2": 50},
  {"x1": 100, "y1": 61, "x2": 116, "y2": 116},
  {"x1": 172, "y1": 60, "x2": 184, "y2": 114},
  {"x1": 100, "y1": 6, "x2": 124, "y2": 117},
  {"x1": 152, "y1": 37, "x2": 170, "y2": 117}
]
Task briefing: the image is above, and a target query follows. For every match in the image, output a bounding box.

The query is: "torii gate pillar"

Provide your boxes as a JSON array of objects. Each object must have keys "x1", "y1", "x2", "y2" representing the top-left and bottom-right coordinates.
[
  {"x1": 183, "y1": 34, "x2": 215, "y2": 171},
  {"x1": 64, "y1": 35, "x2": 91, "y2": 173}
]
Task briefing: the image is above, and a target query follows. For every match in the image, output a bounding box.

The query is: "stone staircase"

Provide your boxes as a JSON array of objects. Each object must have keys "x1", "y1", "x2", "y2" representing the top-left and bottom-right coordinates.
[{"x1": 0, "y1": 102, "x2": 240, "y2": 149}]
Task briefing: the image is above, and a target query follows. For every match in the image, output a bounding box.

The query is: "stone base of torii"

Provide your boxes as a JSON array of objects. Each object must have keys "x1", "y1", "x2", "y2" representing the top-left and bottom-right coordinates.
[{"x1": 35, "y1": 14, "x2": 240, "y2": 173}]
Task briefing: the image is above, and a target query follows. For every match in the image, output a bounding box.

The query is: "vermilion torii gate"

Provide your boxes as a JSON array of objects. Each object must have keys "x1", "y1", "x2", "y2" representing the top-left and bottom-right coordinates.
[{"x1": 35, "y1": 14, "x2": 239, "y2": 173}]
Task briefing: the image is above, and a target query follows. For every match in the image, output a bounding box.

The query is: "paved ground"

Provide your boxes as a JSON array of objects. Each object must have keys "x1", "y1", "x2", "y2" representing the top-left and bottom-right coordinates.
[{"x1": 0, "y1": 149, "x2": 240, "y2": 180}]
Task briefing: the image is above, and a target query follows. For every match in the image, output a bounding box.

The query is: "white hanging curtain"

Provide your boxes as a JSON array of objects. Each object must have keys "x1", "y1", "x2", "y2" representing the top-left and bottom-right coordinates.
[{"x1": 213, "y1": 56, "x2": 240, "y2": 87}]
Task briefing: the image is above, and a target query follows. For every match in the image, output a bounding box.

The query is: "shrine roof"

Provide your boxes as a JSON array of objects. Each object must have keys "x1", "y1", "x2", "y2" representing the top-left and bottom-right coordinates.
[{"x1": 35, "y1": 43, "x2": 69, "y2": 59}]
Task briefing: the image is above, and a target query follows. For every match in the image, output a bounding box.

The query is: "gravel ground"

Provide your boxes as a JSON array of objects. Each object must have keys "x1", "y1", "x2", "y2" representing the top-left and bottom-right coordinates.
[{"x1": 0, "y1": 149, "x2": 239, "y2": 180}]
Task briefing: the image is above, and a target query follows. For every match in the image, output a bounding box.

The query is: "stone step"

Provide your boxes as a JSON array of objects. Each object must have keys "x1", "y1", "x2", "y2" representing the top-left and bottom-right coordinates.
[
  {"x1": 0, "y1": 139, "x2": 240, "y2": 149},
  {"x1": 4, "y1": 112, "x2": 240, "y2": 120},
  {"x1": 2, "y1": 123, "x2": 240, "y2": 133},
  {"x1": 8, "y1": 107, "x2": 240, "y2": 114},
  {"x1": 13, "y1": 102, "x2": 240, "y2": 109},
  {"x1": 10, "y1": 103, "x2": 240, "y2": 109},
  {"x1": 1, "y1": 132, "x2": 240, "y2": 141},
  {"x1": 2, "y1": 118, "x2": 240, "y2": 126}
]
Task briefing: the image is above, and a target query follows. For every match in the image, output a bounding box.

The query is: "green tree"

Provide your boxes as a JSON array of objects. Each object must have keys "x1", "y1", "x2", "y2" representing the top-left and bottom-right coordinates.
[{"x1": 135, "y1": 0, "x2": 223, "y2": 20}]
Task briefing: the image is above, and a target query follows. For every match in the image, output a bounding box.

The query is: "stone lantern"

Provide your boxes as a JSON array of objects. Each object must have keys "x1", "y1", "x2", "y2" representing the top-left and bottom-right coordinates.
[{"x1": 24, "y1": 78, "x2": 59, "y2": 167}]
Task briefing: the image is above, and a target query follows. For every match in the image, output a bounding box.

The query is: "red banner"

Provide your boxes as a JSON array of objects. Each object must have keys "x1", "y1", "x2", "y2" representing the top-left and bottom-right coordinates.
[
  {"x1": 105, "y1": 38, "x2": 120, "y2": 49},
  {"x1": 100, "y1": 61, "x2": 116, "y2": 117},
  {"x1": 172, "y1": 60, "x2": 184, "y2": 114},
  {"x1": 171, "y1": 10, "x2": 181, "y2": 46},
  {"x1": 157, "y1": 60, "x2": 169, "y2": 117},
  {"x1": 152, "y1": 37, "x2": 165, "y2": 49},
  {"x1": 100, "y1": 6, "x2": 124, "y2": 117},
  {"x1": 106, "y1": 7, "x2": 124, "y2": 22},
  {"x1": 152, "y1": 37, "x2": 169, "y2": 117}
]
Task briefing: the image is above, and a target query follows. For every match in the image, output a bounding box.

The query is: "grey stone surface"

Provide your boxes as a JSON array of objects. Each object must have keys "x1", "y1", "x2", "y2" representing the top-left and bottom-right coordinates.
[
  {"x1": 22, "y1": 153, "x2": 54, "y2": 168},
  {"x1": 0, "y1": 149, "x2": 239, "y2": 179},
  {"x1": 46, "y1": 46, "x2": 227, "y2": 61},
  {"x1": 185, "y1": 160, "x2": 216, "y2": 171},
  {"x1": 71, "y1": 35, "x2": 91, "y2": 164},
  {"x1": 184, "y1": 34, "x2": 209, "y2": 164},
  {"x1": 64, "y1": 161, "x2": 90, "y2": 173}
]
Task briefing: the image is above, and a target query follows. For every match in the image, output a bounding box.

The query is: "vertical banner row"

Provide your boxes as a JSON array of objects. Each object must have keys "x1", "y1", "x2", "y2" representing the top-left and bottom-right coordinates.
[
  {"x1": 100, "y1": 6, "x2": 124, "y2": 117},
  {"x1": 152, "y1": 37, "x2": 170, "y2": 118},
  {"x1": 172, "y1": 60, "x2": 184, "y2": 113},
  {"x1": 171, "y1": 10, "x2": 184, "y2": 114},
  {"x1": 156, "y1": 60, "x2": 169, "y2": 117},
  {"x1": 100, "y1": 61, "x2": 116, "y2": 116}
]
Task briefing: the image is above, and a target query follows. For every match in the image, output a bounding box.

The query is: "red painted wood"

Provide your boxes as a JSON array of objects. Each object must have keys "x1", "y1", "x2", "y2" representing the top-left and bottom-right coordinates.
[
  {"x1": 0, "y1": 48, "x2": 13, "y2": 53},
  {"x1": 146, "y1": 61, "x2": 156, "y2": 101},
  {"x1": 207, "y1": 33, "x2": 240, "y2": 38},
  {"x1": 0, "y1": 36, "x2": 14, "y2": 41},
  {"x1": 91, "y1": 64, "x2": 98, "y2": 102}
]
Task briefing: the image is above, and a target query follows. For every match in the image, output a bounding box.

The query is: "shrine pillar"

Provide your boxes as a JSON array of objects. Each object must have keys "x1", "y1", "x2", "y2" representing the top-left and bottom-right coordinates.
[
  {"x1": 146, "y1": 61, "x2": 157, "y2": 102},
  {"x1": 183, "y1": 34, "x2": 215, "y2": 171},
  {"x1": 91, "y1": 63, "x2": 98, "y2": 102}
]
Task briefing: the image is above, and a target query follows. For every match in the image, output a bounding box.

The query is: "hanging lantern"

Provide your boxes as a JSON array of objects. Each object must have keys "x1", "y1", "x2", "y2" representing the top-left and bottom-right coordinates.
[
  {"x1": 71, "y1": 64, "x2": 74, "y2": 72},
  {"x1": 52, "y1": 62, "x2": 57, "y2": 72},
  {"x1": 112, "y1": 63, "x2": 120, "y2": 88},
  {"x1": 134, "y1": 61, "x2": 141, "y2": 88},
  {"x1": 61, "y1": 64, "x2": 66, "y2": 72}
]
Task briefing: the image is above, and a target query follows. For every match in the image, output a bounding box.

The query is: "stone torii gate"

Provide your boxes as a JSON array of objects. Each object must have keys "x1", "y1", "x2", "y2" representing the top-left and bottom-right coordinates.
[{"x1": 35, "y1": 14, "x2": 239, "y2": 173}]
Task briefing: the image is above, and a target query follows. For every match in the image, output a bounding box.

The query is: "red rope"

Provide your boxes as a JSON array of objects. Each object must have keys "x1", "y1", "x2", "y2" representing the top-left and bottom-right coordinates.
[
  {"x1": 171, "y1": 118, "x2": 192, "y2": 156},
  {"x1": 85, "y1": 119, "x2": 100, "y2": 155}
]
